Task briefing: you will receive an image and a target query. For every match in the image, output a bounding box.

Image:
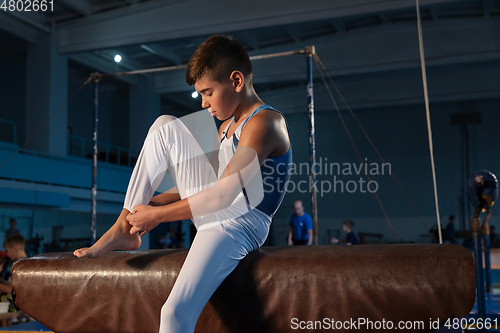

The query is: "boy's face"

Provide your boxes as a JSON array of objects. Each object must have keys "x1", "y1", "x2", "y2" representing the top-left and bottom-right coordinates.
[
  {"x1": 5, "y1": 245, "x2": 18, "y2": 260},
  {"x1": 194, "y1": 73, "x2": 241, "y2": 120}
]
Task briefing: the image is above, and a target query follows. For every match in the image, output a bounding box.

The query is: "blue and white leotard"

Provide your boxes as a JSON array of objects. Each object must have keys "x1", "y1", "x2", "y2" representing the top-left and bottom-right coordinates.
[{"x1": 204, "y1": 104, "x2": 292, "y2": 229}]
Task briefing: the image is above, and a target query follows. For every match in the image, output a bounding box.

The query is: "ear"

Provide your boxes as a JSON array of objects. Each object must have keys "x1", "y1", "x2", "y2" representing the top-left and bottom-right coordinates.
[{"x1": 229, "y1": 71, "x2": 245, "y2": 92}]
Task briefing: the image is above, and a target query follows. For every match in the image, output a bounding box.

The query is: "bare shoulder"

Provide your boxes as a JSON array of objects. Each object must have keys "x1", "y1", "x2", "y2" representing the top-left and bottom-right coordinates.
[
  {"x1": 241, "y1": 108, "x2": 289, "y2": 157},
  {"x1": 246, "y1": 108, "x2": 287, "y2": 132}
]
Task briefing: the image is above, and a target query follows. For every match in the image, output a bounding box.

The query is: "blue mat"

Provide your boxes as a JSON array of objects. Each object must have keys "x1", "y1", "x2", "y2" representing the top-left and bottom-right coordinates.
[
  {"x1": 0, "y1": 321, "x2": 51, "y2": 331},
  {"x1": 469, "y1": 293, "x2": 500, "y2": 317}
]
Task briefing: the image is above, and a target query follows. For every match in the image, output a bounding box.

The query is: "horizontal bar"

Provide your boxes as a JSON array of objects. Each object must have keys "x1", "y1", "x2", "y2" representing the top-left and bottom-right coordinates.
[{"x1": 89, "y1": 47, "x2": 314, "y2": 82}]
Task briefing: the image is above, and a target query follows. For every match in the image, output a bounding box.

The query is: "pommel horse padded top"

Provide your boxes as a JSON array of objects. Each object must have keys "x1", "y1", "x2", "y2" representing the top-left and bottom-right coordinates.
[{"x1": 12, "y1": 244, "x2": 474, "y2": 333}]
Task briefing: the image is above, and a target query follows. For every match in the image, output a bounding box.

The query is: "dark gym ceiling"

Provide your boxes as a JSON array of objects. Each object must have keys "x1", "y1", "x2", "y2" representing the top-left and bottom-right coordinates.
[{"x1": 0, "y1": 0, "x2": 499, "y2": 114}]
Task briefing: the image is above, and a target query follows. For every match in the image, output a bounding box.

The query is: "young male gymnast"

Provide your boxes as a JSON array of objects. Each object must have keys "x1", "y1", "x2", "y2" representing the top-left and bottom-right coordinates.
[{"x1": 74, "y1": 35, "x2": 292, "y2": 332}]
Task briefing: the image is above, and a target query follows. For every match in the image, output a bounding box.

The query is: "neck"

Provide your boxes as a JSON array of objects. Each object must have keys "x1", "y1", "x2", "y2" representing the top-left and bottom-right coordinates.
[{"x1": 232, "y1": 86, "x2": 263, "y2": 122}]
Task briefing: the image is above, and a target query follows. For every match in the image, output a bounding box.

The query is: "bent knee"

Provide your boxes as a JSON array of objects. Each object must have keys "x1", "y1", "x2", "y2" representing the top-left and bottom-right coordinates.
[
  {"x1": 160, "y1": 303, "x2": 175, "y2": 320},
  {"x1": 149, "y1": 115, "x2": 179, "y2": 134},
  {"x1": 161, "y1": 302, "x2": 190, "y2": 323}
]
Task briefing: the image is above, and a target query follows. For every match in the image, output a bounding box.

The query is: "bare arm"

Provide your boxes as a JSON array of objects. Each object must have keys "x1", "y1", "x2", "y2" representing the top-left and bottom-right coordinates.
[
  {"x1": 307, "y1": 229, "x2": 313, "y2": 245},
  {"x1": 332, "y1": 238, "x2": 351, "y2": 244},
  {"x1": 0, "y1": 282, "x2": 11, "y2": 294},
  {"x1": 288, "y1": 227, "x2": 294, "y2": 246},
  {"x1": 149, "y1": 186, "x2": 181, "y2": 206},
  {"x1": 152, "y1": 114, "x2": 278, "y2": 220}
]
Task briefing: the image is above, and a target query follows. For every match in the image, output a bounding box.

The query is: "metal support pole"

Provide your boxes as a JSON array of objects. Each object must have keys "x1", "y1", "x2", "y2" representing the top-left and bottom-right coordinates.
[
  {"x1": 306, "y1": 46, "x2": 318, "y2": 245},
  {"x1": 472, "y1": 218, "x2": 487, "y2": 324},
  {"x1": 464, "y1": 125, "x2": 470, "y2": 227},
  {"x1": 475, "y1": 233, "x2": 486, "y2": 317},
  {"x1": 460, "y1": 125, "x2": 466, "y2": 233},
  {"x1": 483, "y1": 227, "x2": 492, "y2": 294},
  {"x1": 91, "y1": 81, "x2": 99, "y2": 245}
]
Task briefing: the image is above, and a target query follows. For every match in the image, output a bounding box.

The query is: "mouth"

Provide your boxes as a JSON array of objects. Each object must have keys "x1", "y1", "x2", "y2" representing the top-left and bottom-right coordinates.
[{"x1": 208, "y1": 108, "x2": 216, "y2": 116}]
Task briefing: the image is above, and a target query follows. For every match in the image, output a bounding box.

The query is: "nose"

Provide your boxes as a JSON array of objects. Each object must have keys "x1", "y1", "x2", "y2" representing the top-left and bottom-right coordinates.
[{"x1": 201, "y1": 97, "x2": 210, "y2": 109}]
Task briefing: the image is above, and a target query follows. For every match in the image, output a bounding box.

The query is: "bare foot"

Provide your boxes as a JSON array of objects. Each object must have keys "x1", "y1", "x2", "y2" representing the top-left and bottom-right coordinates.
[{"x1": 73, "y1": 209, "x2": 141, "y2": 258}]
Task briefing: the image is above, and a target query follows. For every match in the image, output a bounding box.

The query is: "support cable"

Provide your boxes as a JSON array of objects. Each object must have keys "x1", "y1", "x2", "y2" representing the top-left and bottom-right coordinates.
[
  {"x1": 314, "y1": 60, "x2": 399, "y2": 243},
  {"x1": 314, "y1": 56, "x2": 430, "y2": 235},
  {"x1": 416, "y1": 0, "x2": 442, "y2": 244}
]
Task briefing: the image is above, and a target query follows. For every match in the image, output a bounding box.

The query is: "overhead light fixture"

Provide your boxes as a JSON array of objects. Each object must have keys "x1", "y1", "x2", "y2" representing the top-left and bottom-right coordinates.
[
  {"x1": 191, "y1": 91, "x2": 199, "y2": 99},
  {"x1": 114, "y1": 54, "x2": 122, "y2": 63}
]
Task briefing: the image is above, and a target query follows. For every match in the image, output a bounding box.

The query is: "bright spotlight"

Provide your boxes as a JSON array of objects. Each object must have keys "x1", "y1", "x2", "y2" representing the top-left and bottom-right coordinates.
[
  {"x1": 191, "y1": 91, "x2": 199, "y2": 99},
  {"x1": 114, "y1": 54, "x2": 122, "y2": 63}
]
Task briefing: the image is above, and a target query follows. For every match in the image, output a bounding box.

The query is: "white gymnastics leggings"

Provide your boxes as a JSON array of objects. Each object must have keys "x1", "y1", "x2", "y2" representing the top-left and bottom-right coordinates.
[{"x1": 123, "y1": 115, "x2": 271, "y2": 333}]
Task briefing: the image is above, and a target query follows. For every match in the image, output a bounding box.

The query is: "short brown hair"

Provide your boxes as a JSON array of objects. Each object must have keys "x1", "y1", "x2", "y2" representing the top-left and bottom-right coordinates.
[
  {"x1": 186, "y1": 35, "x2": 253, "y2": 86},
  {"x1": 343, "y1": 220, "x2": 354, "y2": 229},
  {"x1": 3, "y1": 234, "x2": 25, "y2": 249}
]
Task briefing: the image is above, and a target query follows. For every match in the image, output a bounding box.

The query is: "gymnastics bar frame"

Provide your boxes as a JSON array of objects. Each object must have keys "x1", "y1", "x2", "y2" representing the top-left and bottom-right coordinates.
[{"x1": 86, "y1": 46, "x2": 319, "y2": 245}]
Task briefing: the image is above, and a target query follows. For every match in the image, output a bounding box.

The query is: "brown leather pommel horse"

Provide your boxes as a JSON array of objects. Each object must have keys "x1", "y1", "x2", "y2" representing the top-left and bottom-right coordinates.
[{"x1": 12, "y1": 244, "x2": 475, "y2": 332}]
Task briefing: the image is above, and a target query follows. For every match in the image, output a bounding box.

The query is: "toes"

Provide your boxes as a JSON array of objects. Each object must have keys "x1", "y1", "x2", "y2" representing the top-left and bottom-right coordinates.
[{"x1": 73, "y1": 248, "x2": 89, "y2": 258}]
